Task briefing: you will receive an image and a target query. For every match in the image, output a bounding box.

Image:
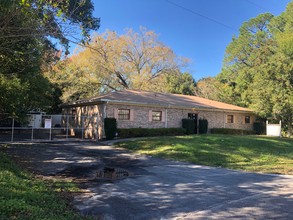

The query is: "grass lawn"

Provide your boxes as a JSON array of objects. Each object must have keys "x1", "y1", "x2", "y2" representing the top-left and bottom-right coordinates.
[
  {"x1": 115, "y1": 135, "x2": 293, "y2": 175},
  {"x1": 0, "y1": 152, "x2": 91, "y2": 220}
]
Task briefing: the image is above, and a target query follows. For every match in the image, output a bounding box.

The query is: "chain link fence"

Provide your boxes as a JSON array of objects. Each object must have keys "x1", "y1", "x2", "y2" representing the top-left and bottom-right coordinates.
[{"x1": 0, "y1": 114, "x2": 99, "y2": 142}]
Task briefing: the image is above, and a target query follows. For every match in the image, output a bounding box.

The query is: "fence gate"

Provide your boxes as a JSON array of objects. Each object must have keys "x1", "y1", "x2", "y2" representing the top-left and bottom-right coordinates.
[
  {"x1": 266, "y1": 120, "x2": 281, "y2": 137},
  {"x1": 0, "y1": 114, "x2": 99, "y2": 142}
]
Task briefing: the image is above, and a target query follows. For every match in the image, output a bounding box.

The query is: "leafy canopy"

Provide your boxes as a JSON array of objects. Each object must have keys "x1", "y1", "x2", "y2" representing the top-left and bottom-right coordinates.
[
  {"x1": 48, "y1": 28, "x2": 195, "y2": 102},
  {"x1": 0, "y1": 0, "x2": 100, "y2": 117},
  {"x1": 204, "y1": 2, "x2": 293, "y2": 136}
]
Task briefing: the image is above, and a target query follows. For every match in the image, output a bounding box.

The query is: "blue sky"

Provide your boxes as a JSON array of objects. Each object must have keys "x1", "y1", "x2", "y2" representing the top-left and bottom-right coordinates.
[{"x1": 88, "y1": 0, "x2": 291, "y2": 80}]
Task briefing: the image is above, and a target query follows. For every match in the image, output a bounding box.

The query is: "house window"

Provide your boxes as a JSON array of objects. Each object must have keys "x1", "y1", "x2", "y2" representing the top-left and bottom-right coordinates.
[
  {"x1": 244, "y1": 116, "x2": 250, "y2": 124},
  {"x1": 227, "y1": 115, "x2": 234, "y2": 123},
  {"x1": 118, "y1": 109, "x2": 130, "y2": 120},
  {"x1": 152, "y1": 111, "x2": 162, "y2": 121}
]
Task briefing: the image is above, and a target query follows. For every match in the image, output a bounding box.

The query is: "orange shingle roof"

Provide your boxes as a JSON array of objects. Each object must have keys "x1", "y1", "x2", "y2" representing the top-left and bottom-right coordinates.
[{"x1": 65, "y1": 89, "x2": 253, "y2": 113}]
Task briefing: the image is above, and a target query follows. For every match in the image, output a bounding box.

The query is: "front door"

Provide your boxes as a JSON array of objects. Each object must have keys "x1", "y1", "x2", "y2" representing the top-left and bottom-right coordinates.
[{"x1": 188, "y1": 113, "x2": 198, "y2": 134}]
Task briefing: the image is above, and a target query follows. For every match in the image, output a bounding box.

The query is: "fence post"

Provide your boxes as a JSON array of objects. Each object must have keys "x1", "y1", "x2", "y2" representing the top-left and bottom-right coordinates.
[
  {"x1": 49, "y1": 115, "x2": 52, "y2": 141},
  {"x1": 279, "y1": 120, "x2": 282, "y2": 138},
  {"x1": 11, "y1": 117, "x2": 14, "y2": 142},
  {"x1": 66, "y1": 115, "x2": 69, "y2": 139},
  {"x1": 31, "y1": 117, "x2": 34, "y2": 142},
  {"x1": 96, "y1": 115, "x2": 99, "y2": 142},
  {"x1": 81, "y1": 116, "x2": 84, "y2": 140}
]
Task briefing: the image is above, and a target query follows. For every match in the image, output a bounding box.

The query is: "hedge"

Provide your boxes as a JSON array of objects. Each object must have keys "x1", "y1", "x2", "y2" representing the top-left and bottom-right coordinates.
[
  {"x1": 253, "y1": 122, "x2": 266, "y2": 135},
  {"x1": 199, "y1": 119, "x2": 208, "y2": 134},
  {"x1": 117, "y1": 128, "x2": 186, "y2": 138},
  {"x1": 210, "y1": 128, "x2": 255, "y2": 135},
  {"x1": 182, "y1": 119, "x2": 195, "y2": 134},
  {"x1": 104, "y1": 118, "x2": 117, "y2": 140}
]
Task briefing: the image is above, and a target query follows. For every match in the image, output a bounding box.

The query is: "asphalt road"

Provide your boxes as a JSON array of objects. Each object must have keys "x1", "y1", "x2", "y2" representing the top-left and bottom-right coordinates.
[{"x1": 3, "y1": 141, "x2": 293, "y2": 219}]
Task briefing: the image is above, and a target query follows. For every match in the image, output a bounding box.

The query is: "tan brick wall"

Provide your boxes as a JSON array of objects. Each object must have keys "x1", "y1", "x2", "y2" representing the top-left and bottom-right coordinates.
[
  {"x1": 107, "y1": 104, "x2": 255, "y2": 131},
  {"x1": 198, "y1": 111, "x2": 255, "y2": 131},
  {"x1": 107, "y1": 104, "x2": 166, "y2": 128},
  {"x1": 62, "y1": 103, "x2": 255, "y2": 140}
]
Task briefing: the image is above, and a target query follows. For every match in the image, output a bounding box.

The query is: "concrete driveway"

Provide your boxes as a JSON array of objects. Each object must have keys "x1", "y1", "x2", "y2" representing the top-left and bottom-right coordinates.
[{"x1": 4, "y1": 141, "x2": 293, "y2": 219}]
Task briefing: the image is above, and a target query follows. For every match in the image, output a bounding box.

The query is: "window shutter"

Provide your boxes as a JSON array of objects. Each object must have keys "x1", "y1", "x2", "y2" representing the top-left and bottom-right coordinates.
[
  {"x1": 130, "y1": 109, "x2": 134, "y2": 121},
  {"x1": 114, "y1": 108, "x2": 118, "y2": 119},
  {"x1": 149, "y1": 110, "x2": 152, "y2": 122},
  {"x1": 161, "y1": 110, "x2": 165, "y2": 122}
]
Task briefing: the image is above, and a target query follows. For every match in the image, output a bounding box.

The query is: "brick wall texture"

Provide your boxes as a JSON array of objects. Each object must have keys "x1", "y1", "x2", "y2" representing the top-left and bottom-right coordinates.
[
  {"x1": 64, "y1": 103, "x2": 254, "y2": 139},
  {"x1": 106, "y1": 104, "x2": 255, "y2": 131}
]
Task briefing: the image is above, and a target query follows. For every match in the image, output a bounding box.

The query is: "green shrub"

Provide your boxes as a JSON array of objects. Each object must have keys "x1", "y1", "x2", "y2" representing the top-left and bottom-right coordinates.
[
  {"x1": 253, "y1": 122, "x2": 266, "y2": 135},
  {"x1": 199, "y1": 119, "x2": 208, "y2": 134},
  {"x1": 210, "y1": 128, "x2": 255, "y2": 135},
  {"x1": 182, "y1": 119, "x2": 195, "y2": 134},
  {"x1": 117, "y1": 128, "x2": 186, "y2": 138},
  {"x1": 104, "y1": 118, "x2": 117, "y2": 140}
]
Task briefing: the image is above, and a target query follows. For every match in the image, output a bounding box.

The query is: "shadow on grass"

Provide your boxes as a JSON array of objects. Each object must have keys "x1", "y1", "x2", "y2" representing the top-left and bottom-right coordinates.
[
  {"x1": 1, "y1": 140, "x2": 292, "y2": 219},
  {"x1": 0, "y1": 152, "x2": 86, "y2": 220},
  {"x1": 116, "y1": 134, "x2": 293, "y2": 174}
]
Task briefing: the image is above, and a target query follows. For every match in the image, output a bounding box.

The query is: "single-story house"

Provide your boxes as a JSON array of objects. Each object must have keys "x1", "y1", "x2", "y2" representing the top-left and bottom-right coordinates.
[{"x1": 61, "y1": 89, "x2": 255, "y2": 140}]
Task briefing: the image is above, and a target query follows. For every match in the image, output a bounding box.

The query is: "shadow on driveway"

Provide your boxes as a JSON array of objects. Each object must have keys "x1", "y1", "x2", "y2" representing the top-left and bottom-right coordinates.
[{"x1": 2, "y1": 141, "x2": 293, "y2": 219}]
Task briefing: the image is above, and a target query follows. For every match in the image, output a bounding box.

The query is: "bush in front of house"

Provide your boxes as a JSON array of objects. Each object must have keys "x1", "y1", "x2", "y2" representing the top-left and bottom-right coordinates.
[
  {"x1": 182, "y1": 119, "x2": 195, "y2": 134},
  {"x1": 199, "y1": 118, "x2": 208, "y2": 134},
  {"x1": 253, "y1": 122, "x2": 266, "y2": 135},
  {"x1": 104, "y1": 118, "x2": 117, "y2": 140},
  {"x1": 210, "y1": 128, "x2": 255, "y2": 135},
  {"x1": 117, "y1": 128, "x2": 186, "y2": 138}
]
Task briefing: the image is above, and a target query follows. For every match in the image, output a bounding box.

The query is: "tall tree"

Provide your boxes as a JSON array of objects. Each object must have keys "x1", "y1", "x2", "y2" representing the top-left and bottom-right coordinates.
[
  {"x1": 83, "y1": 28, "x2": 189, "y2": 90},
  {"x1": 195, "y1": 77, "x2": 224, "y2": 101},
  {"x1": 48, "y1": 55, "x2": 105, "y2": 102},
  {"x1": 253, "y1": 2, "x2": 293, "y2": 135},
  {"x1": 217, "y1": 2, "x2": 293, "y2": 136},
  {"x1": 165, "y1": 71, "x2": 196, "y2": 95},
  {"x1": 1, "y1": 0, "x2": 99, "y2": 55},
  {"x1": 0, "y1": 0, "x2": 99, "y2": 116},
  {"x1": 218, "y1": 13, "x2": 275, "y2": 106},
  {"x1": 49, "y1": 28, "x2": 192, "y2": 102}
]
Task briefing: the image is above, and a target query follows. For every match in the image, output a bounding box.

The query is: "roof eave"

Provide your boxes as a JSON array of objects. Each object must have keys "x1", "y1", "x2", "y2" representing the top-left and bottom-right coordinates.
[
  {"x1": 102, "y1": 99, "x2": 254, "y2": 114},
  {"x1": 61, "y1": 98, "x2": 254, "y2": 114},
  {"x1": 60, "y1": 99, "x2": 105, "y2": 108}
]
